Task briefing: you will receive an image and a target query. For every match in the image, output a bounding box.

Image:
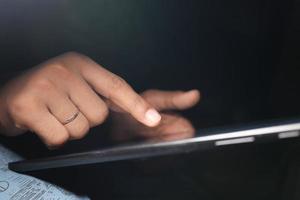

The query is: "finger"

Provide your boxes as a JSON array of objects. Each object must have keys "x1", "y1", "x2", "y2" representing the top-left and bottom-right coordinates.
[
  {"x1": 45, "y1": 90, "x2": 90, "y2": 140},
  {"x1": 76, "y1": 58, "x2": 161, "y2": 127},
  {"x1": 18, "y1": 105, "x2": 69, "y2": 148},
  {"x1": 117, "y1": 113, "x2": 195, "y2": 138},
  {"x1": 147, "y1": 114, "x2": 195, "y2": 136},
  {"x1": 139, "y1": 114, "x2": 195, "y2": 142},
  {"x1": 64, "y1": 112, "x2": 90, "y2": 140},
  {"x1": 141, "y1": 89, "x2": 201, "y2": 111},
  {"x1": 66, "y1": 77, "x2": 109, "y2": 127},
  {"x1": 0, "y1": 111, "x2": 25, "y2": 136}
]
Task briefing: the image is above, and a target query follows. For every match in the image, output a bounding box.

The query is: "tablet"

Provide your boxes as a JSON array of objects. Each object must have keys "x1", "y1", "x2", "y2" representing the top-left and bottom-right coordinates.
[{"x1": 9, "y1": 118, "x2": 300, "y2": 172}]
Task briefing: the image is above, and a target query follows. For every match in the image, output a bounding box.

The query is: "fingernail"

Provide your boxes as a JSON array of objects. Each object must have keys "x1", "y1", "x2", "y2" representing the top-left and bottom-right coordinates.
[{"x1": 145, "y1": 109, "x2": 161, "y2": 127}]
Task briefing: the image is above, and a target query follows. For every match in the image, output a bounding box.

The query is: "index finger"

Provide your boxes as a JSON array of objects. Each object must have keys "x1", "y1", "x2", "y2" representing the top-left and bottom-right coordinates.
[{"x1": 73, "y1": 56, "x2": 161, "y2": 127}]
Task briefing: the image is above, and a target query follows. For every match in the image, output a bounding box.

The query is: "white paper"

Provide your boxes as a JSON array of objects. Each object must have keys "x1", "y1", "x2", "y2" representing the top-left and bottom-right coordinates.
[{"x1": 0, "y1": 145, "x2": 89, "y2": 200}]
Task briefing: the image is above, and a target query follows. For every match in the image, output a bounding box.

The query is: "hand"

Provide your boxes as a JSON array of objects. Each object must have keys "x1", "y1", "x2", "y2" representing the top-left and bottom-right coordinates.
[
  {"x1": 110, "y1": 89, "x2": 200, "y2": 142},
  {"x1": 0, "y1": 52, "x2": 162, "y2": 148}
]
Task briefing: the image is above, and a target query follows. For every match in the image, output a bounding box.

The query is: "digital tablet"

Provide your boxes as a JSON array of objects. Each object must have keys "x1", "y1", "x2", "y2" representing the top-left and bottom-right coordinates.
[{"x1": 9, "y1": 118, "x2": 300, "y2": 172}]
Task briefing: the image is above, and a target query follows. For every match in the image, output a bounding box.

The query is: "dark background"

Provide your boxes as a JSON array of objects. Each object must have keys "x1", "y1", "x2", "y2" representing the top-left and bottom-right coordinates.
[{"x1": 1, "y1": 0, "x2": 300, "y2": 199}]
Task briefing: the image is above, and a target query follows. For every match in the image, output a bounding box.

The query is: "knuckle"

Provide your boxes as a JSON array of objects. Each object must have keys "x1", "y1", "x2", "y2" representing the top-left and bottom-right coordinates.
[
  {"x1": 34, "y1": 78, "x2": 53, "y2": 91},
  {"x1": 58, "y1": 51, "x2": 95, "y2": 72},
  {"x1": 110, "y1": 76, "x2": 127, "y2": 92},
  {"x1": 70, "y1": 122, "x2": 89, "y2": 140},
  {"x1": 46, "y1": 132, "x2": 69, "y2": 148},
  {"x1": 48, "y1": 64, "x2": 75, "y2": 81},
  {"x1": 62, "y1": 51, "x2": 90, "y2": 63},
  {"x1": 8, "y1": 95, "x2": 34, "y2": 119},
  {"x1": 63, "y1": 51, "x2": 83, "y2": 59},
  {"x1": 32, "y1": 78, "x2": 54, "y2": 91},
  {"x1": 89, "y1": 106, "x2": 109, "y2": 126}
]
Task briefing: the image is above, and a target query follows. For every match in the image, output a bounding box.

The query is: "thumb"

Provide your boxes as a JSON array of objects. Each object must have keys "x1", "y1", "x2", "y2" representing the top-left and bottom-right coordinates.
[{"x1": 141, "y1": 89, "x2": 201, "y2": 111}]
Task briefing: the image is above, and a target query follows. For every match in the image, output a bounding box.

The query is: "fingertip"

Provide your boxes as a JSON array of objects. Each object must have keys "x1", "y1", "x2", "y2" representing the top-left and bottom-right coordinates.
[
  {"x1": 173, "y1": 89, "x2": 201, "y2": 110},
  {"x1": 185, "y1": 89, "x2": 201, "y2": 101},
  {"x1": 187, "y1": 89, "x2": 201, "y2": 105},
  {"x1": 144, "y1": 108, "x2": 161, "y2": 127}
]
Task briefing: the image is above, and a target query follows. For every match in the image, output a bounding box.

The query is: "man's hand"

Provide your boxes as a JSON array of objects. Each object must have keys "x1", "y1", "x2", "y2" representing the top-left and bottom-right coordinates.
[
  {"x1": 0, "y1": 52, "x2": 161, "y2": 148},
  {"x1": 111, "y1": 89, "x2": 200, "y2": 142}
]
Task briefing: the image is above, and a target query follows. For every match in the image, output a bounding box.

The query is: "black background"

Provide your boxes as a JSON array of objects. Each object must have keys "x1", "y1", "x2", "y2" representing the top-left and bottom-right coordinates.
[{"x1": 1, "y1": 0, "x2": 300, "y2": 199}]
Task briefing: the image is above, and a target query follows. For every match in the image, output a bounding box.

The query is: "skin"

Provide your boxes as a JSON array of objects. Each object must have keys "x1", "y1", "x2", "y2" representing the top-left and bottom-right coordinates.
[
  {"x1": 0, "y1": 52, "x2": 200, "y2": 148},
  {"x1": 111, "y1": 89, "x2": 200, "y2": 142}
]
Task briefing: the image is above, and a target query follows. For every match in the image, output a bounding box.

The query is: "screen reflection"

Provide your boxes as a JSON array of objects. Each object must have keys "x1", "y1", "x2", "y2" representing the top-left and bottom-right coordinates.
[{"x1": 110, "y1": 110, "x2": 196, "y2": 143}]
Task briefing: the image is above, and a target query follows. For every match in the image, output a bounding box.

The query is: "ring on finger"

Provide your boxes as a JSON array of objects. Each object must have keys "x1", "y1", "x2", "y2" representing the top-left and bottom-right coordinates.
[{"x1": 62, "y1": 110, "x2": 80, "y2": 125}]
